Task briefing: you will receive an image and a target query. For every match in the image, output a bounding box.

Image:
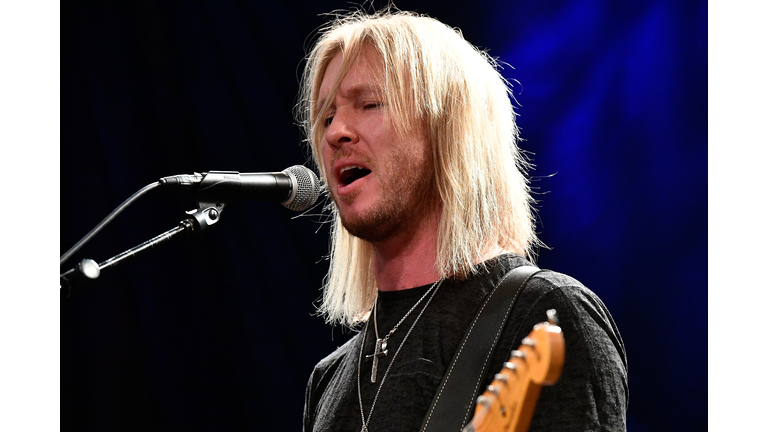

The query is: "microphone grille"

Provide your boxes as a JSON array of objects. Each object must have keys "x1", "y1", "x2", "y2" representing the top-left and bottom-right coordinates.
[{"x1": 281, "y1": 165, "x2": 323, "y2": 211}]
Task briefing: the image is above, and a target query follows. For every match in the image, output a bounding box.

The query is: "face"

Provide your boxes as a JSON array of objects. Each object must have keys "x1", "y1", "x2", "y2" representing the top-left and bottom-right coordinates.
[{"x1": 317, "y1": 47, "x2": 435, "y2": 243}]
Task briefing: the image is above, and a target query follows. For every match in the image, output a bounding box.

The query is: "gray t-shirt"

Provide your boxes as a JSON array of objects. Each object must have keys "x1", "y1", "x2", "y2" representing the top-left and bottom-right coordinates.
[{"x1": 304, "y1": 254, "x2": 628, "y2": 431}]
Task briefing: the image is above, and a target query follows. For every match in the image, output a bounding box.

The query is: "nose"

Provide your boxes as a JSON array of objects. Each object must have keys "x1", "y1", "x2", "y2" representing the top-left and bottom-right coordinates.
[{"x1": 324, "y1": 108, "x2": 358, "y2": 150}]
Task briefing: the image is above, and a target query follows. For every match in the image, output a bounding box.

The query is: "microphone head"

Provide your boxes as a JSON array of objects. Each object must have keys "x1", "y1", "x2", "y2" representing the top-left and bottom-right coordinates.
[{"x1": 281, "y1": 165, "x2": 323, "y2": 211}]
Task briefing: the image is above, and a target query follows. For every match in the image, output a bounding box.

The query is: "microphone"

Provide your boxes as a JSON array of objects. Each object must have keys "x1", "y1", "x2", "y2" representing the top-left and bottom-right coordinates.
[{"x1": 159, "y1": 165, "x2": 323, "y2": 211}]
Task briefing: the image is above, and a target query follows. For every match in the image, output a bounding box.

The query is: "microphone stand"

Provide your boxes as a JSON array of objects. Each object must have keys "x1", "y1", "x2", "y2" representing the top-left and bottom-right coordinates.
[{"x1": 60, "y1": 203, "x2": 225, "y2": 299}]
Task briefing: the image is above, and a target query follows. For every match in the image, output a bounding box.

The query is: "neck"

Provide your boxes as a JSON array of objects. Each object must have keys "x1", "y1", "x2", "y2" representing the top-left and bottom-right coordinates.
[
  {"x1": 370, "y1": 209, "x2": 441, "y2": 292},
  {"x1": 371, "y1": 237, "x2": 510, "y2": 294},
  {"x1": 369, "y1": 210, "x2": 508, "y2": 292}
]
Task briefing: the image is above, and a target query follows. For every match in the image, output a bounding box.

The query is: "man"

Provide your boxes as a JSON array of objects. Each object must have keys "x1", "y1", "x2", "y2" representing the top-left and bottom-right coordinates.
[{"x1": 298, "y1": 9, "x2": 628, "y2": 432}]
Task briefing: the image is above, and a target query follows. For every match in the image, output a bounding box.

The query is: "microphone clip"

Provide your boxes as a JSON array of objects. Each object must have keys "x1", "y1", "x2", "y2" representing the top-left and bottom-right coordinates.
[
  {"x1": 185, "y1": 203, "x2": 225, "y2": 233},
  {"x1": 184, "y1": 171, "x2": 233, "y2": 233}
]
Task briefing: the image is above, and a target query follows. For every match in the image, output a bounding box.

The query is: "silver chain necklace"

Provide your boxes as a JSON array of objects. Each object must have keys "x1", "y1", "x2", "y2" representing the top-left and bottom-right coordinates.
[{"x1": 357, "y1": 279, "x2": 444, "y2": 432}]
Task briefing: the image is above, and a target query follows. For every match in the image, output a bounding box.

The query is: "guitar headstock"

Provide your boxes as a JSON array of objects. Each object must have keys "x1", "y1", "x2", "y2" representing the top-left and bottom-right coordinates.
[{"x1": 466, "y1": 309, "x2": 565, "y2": 432}]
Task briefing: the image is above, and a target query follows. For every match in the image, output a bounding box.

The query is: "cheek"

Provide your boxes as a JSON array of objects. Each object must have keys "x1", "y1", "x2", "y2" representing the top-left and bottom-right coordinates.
[{"x1": 319, "y1": 141, "x2": 333, "y2": 181}]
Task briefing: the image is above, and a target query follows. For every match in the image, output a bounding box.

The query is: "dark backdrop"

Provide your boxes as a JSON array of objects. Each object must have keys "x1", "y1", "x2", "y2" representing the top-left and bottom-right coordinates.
[{"x1": 61, "y1": 1, "x2": 707, "y2": 431}]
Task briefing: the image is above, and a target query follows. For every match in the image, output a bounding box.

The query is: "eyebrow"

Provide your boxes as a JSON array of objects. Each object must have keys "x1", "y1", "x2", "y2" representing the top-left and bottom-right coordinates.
[{"x1": 317, "y1": 83, "x2": 384, "y2": 109}]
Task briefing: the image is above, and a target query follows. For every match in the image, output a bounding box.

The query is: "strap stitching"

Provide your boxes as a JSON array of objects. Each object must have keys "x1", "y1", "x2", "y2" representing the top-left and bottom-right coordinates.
[
  {"x1": 460, "y1": 269, "x2": 540, "y2": 428},
  {"x1": 420, "y1": 278, "x2": 494, "y2": 431},
  {"x1": 420, "y1": 266, "x2": 538, "y2": 431}
]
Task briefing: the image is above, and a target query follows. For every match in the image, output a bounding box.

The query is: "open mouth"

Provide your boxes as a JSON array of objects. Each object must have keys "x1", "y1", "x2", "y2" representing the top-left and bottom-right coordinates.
[{"x1": 339, "y1": 165, "x2": 372, "y2": 187}]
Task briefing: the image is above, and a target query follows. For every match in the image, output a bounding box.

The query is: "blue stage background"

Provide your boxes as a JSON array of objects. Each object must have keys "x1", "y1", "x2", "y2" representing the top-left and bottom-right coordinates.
[{"x1": 61, "y1": 1, "x2": 707, "y2": 430}]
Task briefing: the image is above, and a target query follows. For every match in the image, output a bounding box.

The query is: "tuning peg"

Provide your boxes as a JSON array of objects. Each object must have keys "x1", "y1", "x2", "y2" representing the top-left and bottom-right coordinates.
[
  {"x1": 546, "y1": 309, "x2": 559, "y2": 326},
  {"x1": 477, "y1": 395, "x2": 491, "y2": 407}
]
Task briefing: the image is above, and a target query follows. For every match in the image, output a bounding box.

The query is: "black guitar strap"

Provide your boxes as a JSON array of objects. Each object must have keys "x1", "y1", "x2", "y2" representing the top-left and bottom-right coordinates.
[{"x1": 420, "y1": 265, "x2": 541, "y2": 432}]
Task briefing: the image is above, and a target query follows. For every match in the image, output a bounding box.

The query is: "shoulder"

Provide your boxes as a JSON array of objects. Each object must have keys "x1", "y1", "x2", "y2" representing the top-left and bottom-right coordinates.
[
  {"x1": 484, "y1": 257, "x2": 624, "y2": 354},
  {"x1": 510, "y1": 269, "x2": 617, "y2": 327},
  {"x1": 514, "y1": 269, "x2": 626, "y2": 364},
  {"x1": 528, "y1": 270, "x2": 624, "y2": 348},
  {"x1": 509, "y1": 269, "x2": 629, "y2": 430},
  {"x1": 524, "y1": 267, "x2": 599, "y2": 302},
  {"x1": 490, "y1": 254, "x2": 611, "y2": 308},
  {"x1": 470, "y1": 258, "x2": 629, "y2": 430},
  {"x1": 309, "y1": 332, "x2": 360, "y2": 386},
  {"x1": 304, "y1": 333, "x2": 361, "y2": 431}
]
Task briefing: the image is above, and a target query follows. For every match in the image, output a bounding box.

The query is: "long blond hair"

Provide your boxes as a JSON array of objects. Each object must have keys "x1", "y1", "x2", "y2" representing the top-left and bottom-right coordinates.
[{"x1": 297, "y1": 9, "x2": 540, "y2": 327}]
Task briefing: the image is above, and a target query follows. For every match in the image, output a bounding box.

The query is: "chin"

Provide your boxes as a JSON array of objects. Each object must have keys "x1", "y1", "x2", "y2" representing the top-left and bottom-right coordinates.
[{"x1": 339, "y1": 206, "x2": 409, "y2": 243}]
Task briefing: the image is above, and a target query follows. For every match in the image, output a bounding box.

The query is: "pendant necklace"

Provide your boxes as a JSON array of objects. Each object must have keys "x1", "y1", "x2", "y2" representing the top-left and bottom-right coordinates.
[{"x1": 357, "y1": 278, "x2": 444, "y2": 432}]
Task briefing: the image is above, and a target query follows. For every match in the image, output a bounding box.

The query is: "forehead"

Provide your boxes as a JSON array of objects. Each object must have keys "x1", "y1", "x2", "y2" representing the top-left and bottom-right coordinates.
[{"x1": 318, "y1": 47, "x2": 384, "y2": 105}]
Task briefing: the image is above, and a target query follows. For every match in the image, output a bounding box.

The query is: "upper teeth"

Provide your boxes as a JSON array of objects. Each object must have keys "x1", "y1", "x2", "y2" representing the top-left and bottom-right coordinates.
[{"x1": 340, "y1": 165, "x2": 362, "y2": 173}]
